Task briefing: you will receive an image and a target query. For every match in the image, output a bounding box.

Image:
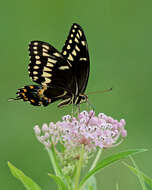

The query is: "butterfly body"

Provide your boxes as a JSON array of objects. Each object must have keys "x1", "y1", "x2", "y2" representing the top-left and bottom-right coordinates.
[{"x1": 11, "y1": 23, "x2": 90, "y2": 107}]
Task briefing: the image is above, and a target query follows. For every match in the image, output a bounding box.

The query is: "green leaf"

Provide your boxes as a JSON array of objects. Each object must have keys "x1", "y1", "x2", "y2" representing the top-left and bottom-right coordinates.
[
  {"x1": 116, "y1": 183, "x2": 119, "y2": 190},
  {"x1": 130, "y1": 156, "x2": 147, "y2": 190},
  {"x1": 123, "y1": 162, "x2": 152, "y2": 189},
  {"x1": 79, "y1": 149, "x2": 147, "y2": 189},
  {"x1": 48, "y1": 173, "x2": 68, "y2": 190},
  {"x1": 82, "y1": 176, "x2": 97, "y2": 190},
  {"x1": 46, "y1": 145, "x2": 63, "y2": 177},
  {"x1": 8, "y1": 161, "x2": 42, "y2": 190}
]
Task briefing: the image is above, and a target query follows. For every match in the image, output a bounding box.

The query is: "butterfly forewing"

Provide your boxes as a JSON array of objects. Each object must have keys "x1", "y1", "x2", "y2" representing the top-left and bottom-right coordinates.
[
  {"x1": 28, "y1": 41, "x2": 75, "y2": 93},
  {"x1": 61, "y1": 23, "x2": 90, "y2": 94}
]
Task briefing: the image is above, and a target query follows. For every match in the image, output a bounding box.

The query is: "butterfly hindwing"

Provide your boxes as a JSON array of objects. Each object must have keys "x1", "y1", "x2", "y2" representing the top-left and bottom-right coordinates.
[
  {"x1": 61, "y1": 23, "x2": 90, "y2": 94},
  {"x1": 15, "y1": 85, "x2": 71, "y2": 106},
  {"x1": 28, "y1": 41, "x2": 75, "y2": 92}
]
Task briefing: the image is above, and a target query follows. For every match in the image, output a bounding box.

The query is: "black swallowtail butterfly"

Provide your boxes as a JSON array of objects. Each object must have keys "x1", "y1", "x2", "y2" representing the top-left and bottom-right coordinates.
[{"x1": 10, "y1": 23, "x2": 90, "y2": 107}]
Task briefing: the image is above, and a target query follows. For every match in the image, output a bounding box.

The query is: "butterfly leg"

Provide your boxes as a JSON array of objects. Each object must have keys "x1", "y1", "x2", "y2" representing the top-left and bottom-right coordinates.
[
  {"x1": 77, "y1": 104, "x2": 80, "y2": 113},
  {"x1": 71, "y1": 104, "x2": 74, "y2": 117},
  {"x1": 86, "y1": 100, "x2": 95, "y2": 111},
  {"x1": 73, "y1": 104, "x2": 80, "y2": 118}
]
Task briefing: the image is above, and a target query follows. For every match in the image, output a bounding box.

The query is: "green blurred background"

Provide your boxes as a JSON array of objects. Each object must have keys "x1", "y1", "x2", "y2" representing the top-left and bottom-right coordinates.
[{"x1": 1, "y1": 0, "x2": 152, "y2": 189}]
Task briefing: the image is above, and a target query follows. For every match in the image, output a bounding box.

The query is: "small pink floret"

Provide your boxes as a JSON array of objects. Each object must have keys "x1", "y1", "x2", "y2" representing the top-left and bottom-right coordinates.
[
  {"x1": 42, "y1": 123, "x2": 49, "y2": 132},
  {"x1": 34, "y1": 125, "x2": 41, "y2": 136},
  {"x1": 121, "y1": 129, "x2": 127, "y2": 137}
]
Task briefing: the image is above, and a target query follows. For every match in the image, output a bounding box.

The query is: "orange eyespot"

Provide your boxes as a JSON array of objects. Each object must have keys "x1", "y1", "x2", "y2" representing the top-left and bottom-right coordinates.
[
  {"x1": 38, "y1": 89, "x2": 44, "y2": 96},
  {"x1": 29, "y1": 85, "x2": 34, "y2": 89},
  {"x1": 23, "y1": 88, "x2": 27, "y2": 92},
  {"x1": 21, "y1": 92, "x2": 26, "y2": 97},
  {"x1": 30, "y1": 99, "x2": 35, "y2": 103}
]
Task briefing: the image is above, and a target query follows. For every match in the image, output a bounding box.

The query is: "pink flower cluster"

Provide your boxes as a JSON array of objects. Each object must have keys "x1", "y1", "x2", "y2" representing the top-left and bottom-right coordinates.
[{"x1": 34, "y1": 110, "x2": 127, "y2": 151}]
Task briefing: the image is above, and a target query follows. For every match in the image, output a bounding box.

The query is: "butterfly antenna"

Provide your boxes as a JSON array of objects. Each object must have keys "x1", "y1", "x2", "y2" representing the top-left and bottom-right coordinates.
[{"x1": 87, "y1": 87, "x2": 112, "y2": 95}]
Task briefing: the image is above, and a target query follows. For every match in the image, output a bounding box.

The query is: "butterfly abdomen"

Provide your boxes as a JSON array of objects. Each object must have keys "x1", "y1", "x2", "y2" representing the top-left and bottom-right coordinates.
[{"x1": 15, "y1": 85, "x2": 51, "y2": 106}]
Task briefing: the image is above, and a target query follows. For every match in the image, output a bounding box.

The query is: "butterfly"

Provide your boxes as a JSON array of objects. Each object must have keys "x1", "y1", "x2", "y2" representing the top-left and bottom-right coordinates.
[{"x1": 10, "y1": 23, "x2": 90, "y2": 107}]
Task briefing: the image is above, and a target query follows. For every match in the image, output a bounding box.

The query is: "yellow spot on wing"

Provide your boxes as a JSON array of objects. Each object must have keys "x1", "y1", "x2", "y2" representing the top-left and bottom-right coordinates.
[
  {"x1": 42, "y1": 72, "x2": 52, "y2": 77},
  {"x1": 43, "y1": 48, "x2": 48, "y2": 53},
  {"x1": 59, "y1": 66, "x2": 69, "y2": 70},
  {"x1": 74, "y1": 25, "x2": 78, "y2": 28},
  {"x1": 48, "y1": 58, "x2": 57, "y2": 64},
  {"x1": 33, "y1": 71, "x2": 38, "y2": 75},
  {"x1": 81, "y1": 41, "x2": 86, "y2": 46},
  {"x1": 72, "y1": 49, "x2": 77, "y2": 56},
  {"x1": 63, "y1": 51, "x2": 67, "y2": 55},
  {"x1": 33, "y1": 76, "x2": 38, "y2": 80},
  {"x1": 43, "y1": 67, "x2": 52, "y2": 72},
  {"x1": 47, "y1": 62, "x2": 54, "y2": 67},
  {"x1": 36, "y1": 60, "x2": 41, "y2": 64},
  {"x1": 35, "y1": 55, "x2": 40, "y2": 59},
  {"x1": 76, "y1": 33, "x2": 80, "y2": 38},
  {"x1": 53, "y1": 52, "x2": 61, "y2": 57},
  {"x1": 74, "y1": 37, "x2": 79, "y2": 43},
  {"x1": 43, "y1": 52, "x2": 50, "y2": 57},
  {"x1": 78, "y1": 30, "x2": 82, "y2": 37},
  {"x1": 68, "y1": 54, "x2": 73, "y2": 61},
  {"x1": 34, "y1": 42, "x2": 38, "y2": 45},
  {"x1": 75, "y1": 45, "x2": 80, "y2": 51},
  {"x1": 80, "y1": 58, "x2": 87, "y2": 61},
  {"x1": 34, "y1": 51, "x2": 38, "y2": 54},
  {"x1": 34, "y1": 66, "x2": 39, "y2": 69},
  {"x1": 42, "y1": 44, "x2": 50, "y2": 50},
  {"x1": 67, "y1": 45, "x2": 70, "y2": 50}
]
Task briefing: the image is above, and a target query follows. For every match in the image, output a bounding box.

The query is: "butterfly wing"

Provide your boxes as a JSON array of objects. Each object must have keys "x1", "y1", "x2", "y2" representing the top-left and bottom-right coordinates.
[
  {"x1": 13, "y1": 85, "x2": 71, "y2": 106},
  {"x1": 61, "y1": 23, "x2": 90, "y2": 94},
  {"x1": 28, "y1": 41, "x2": 75, "y2": 94}
]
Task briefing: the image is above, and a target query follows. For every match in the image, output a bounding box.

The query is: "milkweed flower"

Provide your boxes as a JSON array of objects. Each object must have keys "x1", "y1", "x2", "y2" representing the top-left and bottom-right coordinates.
[{"x1": 34, "y1": 110, "x2": 127, "y2": 175}]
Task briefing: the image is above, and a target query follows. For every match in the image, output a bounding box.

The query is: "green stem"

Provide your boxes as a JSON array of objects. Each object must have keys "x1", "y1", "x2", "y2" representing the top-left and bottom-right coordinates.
[
  {"x1": 89, "y1": 148, "x2": 103, "y2": 171},
  {"x1": 74, "y1": 145, "x2": 85, "y2": 190},
  {"x1": 46, "y1": 146, "x2": 62, "y2": 177}
]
